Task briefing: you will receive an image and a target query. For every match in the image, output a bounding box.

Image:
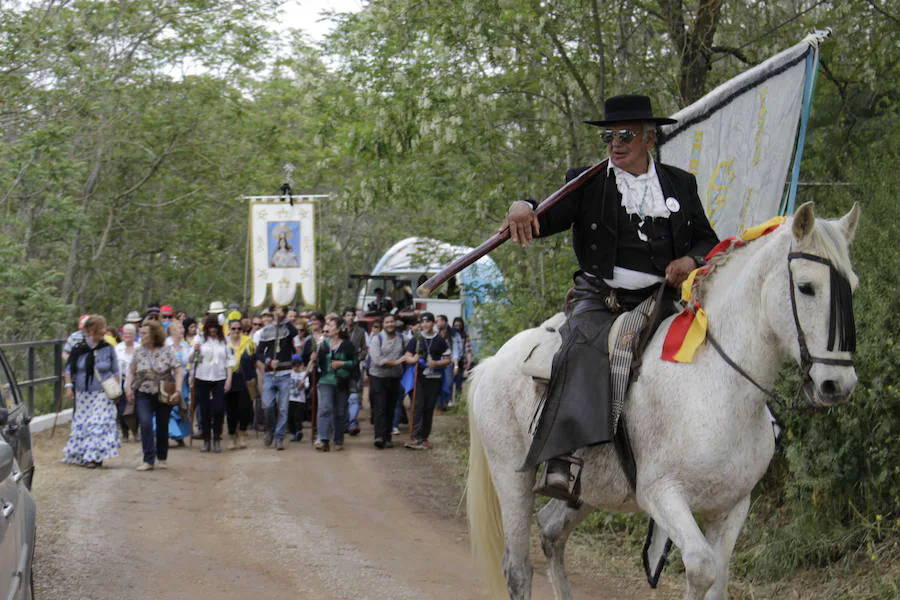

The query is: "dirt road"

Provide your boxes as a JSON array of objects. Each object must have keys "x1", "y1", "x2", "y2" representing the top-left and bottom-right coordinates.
[{"x1": 30, "y1": 414, "x2": 652, "y2": 600}]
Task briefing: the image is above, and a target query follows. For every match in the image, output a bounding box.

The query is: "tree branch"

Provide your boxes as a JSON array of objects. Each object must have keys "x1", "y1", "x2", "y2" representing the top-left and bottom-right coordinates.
[
  {"x1": 867, "y1": 0, "x2": 899, "y2": 25},
  {"x1": 710, "y1": 45, "x2": 752, "y2": 64}
]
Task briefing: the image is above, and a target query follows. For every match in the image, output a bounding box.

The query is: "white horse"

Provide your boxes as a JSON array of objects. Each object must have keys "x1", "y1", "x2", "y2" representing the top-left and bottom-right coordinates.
[{"x1": 466, "y1": 202, "x2": 860, "y2": 600}]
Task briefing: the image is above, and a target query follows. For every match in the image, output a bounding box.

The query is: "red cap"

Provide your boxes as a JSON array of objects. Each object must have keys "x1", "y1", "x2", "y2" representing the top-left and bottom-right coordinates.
[
  {"x1": 160, "y1": 305, "x2": 174, "y2": 316},
  {"x1": 78, "y1": 314, "x2": 90, "y2": 329}
]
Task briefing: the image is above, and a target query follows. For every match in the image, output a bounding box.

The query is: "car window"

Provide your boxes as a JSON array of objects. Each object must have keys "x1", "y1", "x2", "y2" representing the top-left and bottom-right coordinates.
[{"x1": 0, "y1": 359, "x2": 18, "y2": 409}]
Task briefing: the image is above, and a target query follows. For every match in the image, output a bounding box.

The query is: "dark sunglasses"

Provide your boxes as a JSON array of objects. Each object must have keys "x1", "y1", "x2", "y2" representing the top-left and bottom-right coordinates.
[
  {"x1": 231, "y1": 327, "x2": 242, "y2": 332},
  {"x1": 162, "y1": 315, "x2": 173, "y2": 320},
  {"x1": 252, "y1": 322, "x2": 262, "y2": 326},
  {"x1": 601, "y1": 128, "x2": 641, "y2": 144}
]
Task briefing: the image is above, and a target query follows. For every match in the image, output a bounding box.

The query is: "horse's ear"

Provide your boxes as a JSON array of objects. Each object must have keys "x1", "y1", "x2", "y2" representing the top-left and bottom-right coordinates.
[
  {"x1": 839, "y1": 202, "x2": 861, "y2": 244},
  {"x1": 792, "y1": 202, "x2": 816, "y2": 240}
]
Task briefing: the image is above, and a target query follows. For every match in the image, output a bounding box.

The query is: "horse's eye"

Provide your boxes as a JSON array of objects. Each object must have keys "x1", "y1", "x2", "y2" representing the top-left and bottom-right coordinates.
[{"x1": 798, "y1": 282, "x2": 815, "y2": 296}]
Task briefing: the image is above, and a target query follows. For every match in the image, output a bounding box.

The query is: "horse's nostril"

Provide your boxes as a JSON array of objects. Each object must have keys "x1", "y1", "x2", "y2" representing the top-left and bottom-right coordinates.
[{"x1": 821, "y1": 380, "x2": 838, "y2": 396}]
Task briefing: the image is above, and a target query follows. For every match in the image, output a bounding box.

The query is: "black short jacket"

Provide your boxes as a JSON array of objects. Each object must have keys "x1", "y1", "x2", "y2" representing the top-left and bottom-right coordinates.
[{"x1": 533, "y1": 159, "x2": 719, "y2": 277}]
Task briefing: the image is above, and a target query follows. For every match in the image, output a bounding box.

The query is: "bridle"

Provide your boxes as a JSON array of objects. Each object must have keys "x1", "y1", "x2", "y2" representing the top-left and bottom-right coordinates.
[{"x1": 707, "y1": 248, "x2": 856, "y2": 409}]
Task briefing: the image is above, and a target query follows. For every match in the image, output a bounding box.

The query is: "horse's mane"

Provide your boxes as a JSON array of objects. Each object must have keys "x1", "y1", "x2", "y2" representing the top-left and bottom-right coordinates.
[
  {"x1": 814, "y1": 218, "x2": 858, "y2": 288},
  {"x1": 694, "y1": 215, "x2": 857, "y2": 301}
]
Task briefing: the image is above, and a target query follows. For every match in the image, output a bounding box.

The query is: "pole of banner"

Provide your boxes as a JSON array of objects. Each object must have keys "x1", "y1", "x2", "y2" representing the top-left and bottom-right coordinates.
[
  {"x1": 243, "y1": 197, "x2": 252, "y2": 309},
  {"x1": 785, "y1": 30, "x2": 828, "y2": 215}
]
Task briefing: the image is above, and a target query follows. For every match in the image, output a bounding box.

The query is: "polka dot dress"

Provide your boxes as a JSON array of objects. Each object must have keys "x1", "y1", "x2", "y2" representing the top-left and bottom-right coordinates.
[{"x1": 63, "y1": 390, "x2": 121, "y2": 465}]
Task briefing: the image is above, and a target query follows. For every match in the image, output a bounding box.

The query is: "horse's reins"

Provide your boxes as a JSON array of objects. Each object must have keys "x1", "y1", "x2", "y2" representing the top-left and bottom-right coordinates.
[{"x1": 707, "y1": 249, "x2": 855, "y2": 409}]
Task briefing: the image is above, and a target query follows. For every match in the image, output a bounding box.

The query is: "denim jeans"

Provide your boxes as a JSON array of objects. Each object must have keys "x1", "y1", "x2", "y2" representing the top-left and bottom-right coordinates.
[
  {"x1": 136, "y1": 391, "x2": 170, "y2": 464},
  {"x1": 437, "y1": 365, "x2": 453, "y2": 408},
  {"x1": 316, "y1": 383, "x2": 348, "y2": 445},
  {"x1": 262, "y1": 372, "x2": 291, "y2": 440},
  {"x1": 347, "y1": 392, "x2": 361, "y2": 430}
]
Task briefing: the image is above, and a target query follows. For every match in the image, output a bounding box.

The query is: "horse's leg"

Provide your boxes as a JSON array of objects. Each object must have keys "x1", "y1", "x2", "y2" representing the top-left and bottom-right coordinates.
[
  {"x1": 642, "y1": 488, "x2": 716, "y2": 600},
  {"x1": 492, "y1": 468, "x2": 536, "y2": 600},
  {"x1": 701, "y1": 495, "x2": 751, "y2": 600},
  {"x1": 538, "y1": 499, "x2": 592, "y2": 600}
]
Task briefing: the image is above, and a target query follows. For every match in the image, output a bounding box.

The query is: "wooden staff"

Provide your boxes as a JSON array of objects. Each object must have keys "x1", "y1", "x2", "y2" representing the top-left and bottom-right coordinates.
[
  {"x1": 50, "y1": 385, "x2": 66, "y2": 439},
  {"x1": 189, "y1": 381, "x2": 197, "y2": 447},
  {"x1": 408, "y1": 360, "x2": 419, "y2": 438},
  {"x1": 309, "y1": 362, "x2": 319, "y2": 444},
  {"x1": 416, "y1": 160, "x2": 608, "y2": 297}
]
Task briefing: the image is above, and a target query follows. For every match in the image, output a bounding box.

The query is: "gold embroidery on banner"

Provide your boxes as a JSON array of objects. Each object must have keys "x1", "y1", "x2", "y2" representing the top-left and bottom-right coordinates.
[
  {"x1": 752, "y1": 88, "x2": 768, "y2": 167},
  {"x1": 688, "y1": 130, "x2": 704, "y2": 175},
  {"x1": 706, "y1": 160, "x2": 736, "y2": 228}
]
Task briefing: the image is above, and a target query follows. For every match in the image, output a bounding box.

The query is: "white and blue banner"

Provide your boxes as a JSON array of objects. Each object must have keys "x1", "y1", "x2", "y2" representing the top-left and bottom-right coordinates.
[
  {"x1": 248, "y1": 197, "x2": 320, "y2": 307},
  {"x1": 658, "y1": 31, "x2": 829, "y2": 238}
]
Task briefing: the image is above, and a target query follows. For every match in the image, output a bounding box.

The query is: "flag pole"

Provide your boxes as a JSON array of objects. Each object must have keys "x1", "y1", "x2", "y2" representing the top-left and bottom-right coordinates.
[{"x1": 785, "y1": 29, "x2": 830, "y2": 215}]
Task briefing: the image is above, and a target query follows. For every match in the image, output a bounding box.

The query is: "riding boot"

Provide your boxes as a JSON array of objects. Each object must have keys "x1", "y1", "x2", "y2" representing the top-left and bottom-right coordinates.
[
  {"x1": 546, "y1": 458, "x2": 571, "y2": 489},
  {"x1": 533, "y1": 452, "x2": 583, "y2": 505}
]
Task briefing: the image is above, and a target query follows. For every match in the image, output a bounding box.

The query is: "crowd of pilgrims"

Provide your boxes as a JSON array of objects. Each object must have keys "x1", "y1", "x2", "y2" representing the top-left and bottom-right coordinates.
[{"x1": 60, "y1": 300, "x2": 474, "y2": 471}]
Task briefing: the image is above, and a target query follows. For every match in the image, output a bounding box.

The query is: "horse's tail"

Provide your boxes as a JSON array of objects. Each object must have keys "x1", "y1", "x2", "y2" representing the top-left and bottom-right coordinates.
[{"x1": 465, "y1": 361, "x2": 508, "y2": 599}]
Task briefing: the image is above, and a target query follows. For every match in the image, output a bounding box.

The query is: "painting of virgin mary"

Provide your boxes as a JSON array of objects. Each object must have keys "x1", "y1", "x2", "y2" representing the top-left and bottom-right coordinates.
[{"x1": 269, "y1": 222, "x2": 301, "y2": 268}]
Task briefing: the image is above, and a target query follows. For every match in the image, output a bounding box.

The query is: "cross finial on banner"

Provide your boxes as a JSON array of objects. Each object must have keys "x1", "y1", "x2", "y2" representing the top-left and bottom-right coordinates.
[
  {"x1": 282, "y1": 163, "x2": 296, "y2": 186},
  {"x1": 280, "y1": 163, "x2": 296, "y2": 205}
]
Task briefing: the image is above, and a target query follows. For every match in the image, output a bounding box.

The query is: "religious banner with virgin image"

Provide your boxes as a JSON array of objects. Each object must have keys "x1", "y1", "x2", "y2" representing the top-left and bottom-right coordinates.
[
  {"x1": 657, "y1": 31, "x2": 830, "y2": 238},
  {"x1": 248, "y1": 197, "x2": 320, "y2": 307}
]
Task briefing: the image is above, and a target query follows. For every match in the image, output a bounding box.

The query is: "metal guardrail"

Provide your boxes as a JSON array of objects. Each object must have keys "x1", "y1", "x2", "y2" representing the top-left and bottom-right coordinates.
[{"x1": 0, "y1": 339, "x2": 66, "y2": 415}]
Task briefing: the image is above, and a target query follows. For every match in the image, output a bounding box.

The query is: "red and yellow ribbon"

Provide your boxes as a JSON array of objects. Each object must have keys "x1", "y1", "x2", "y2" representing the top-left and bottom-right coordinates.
[
  {"x1": 661, "y1": 216, "x2": 787, "y2": 363},
  {"x1": 661, "y1": 304, "x2": 708, "y2": 362}
]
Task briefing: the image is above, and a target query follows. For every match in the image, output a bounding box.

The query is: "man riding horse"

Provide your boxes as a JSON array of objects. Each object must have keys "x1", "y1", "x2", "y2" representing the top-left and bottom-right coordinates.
[{"x1": 503, "y1": 94, "x2": 719, "y2": 501}]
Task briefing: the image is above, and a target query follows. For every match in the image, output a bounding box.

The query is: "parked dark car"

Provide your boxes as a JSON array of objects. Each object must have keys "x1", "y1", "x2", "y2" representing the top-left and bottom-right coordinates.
[{"x1": 0, "y1": 347, "x2": 36, "y2": 599}]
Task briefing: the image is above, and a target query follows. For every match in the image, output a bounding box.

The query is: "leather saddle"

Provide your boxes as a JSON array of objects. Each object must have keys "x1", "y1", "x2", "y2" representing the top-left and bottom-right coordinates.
[{"x1": 519, "y1": 306, "x2": 648, "y2": 384}]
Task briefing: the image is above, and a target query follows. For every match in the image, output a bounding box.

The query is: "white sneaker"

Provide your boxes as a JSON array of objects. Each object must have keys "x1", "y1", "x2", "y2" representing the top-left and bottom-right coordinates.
[
  {"x1": 156, "y1": 461, "x2": 167, "y2": 469},
  {"x1": 391, "y1": 427, "x2": 401, "y2": 436},
  {"x1": 135, "y1": 463, "x2": 154, "y2": 472}
]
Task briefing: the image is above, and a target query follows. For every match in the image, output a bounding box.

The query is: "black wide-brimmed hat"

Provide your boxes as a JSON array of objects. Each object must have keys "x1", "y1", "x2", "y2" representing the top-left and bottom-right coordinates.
[{"x1": 584, "y1": 94, "x2": 677, "y2": 127}]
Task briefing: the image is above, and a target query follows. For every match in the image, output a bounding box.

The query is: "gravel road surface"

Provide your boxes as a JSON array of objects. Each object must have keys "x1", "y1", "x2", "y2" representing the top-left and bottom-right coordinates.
[{"x1": 30, "y1": 413, "x2": 650, "y2": 600}]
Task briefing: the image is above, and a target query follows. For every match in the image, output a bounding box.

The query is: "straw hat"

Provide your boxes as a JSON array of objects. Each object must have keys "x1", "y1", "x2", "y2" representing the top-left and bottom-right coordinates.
[{"x1": 207, "y1": 301, "x2": 226, "y2": 314}]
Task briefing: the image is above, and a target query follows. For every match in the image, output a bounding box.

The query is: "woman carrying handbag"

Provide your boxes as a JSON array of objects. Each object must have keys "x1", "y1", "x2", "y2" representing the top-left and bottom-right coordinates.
[
  {"x1": 126, "y1": 320, "x2": 184, "y2": 471},
  {"x1": 62, "y1": 315, "x2": 122, "y2": 468}
]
